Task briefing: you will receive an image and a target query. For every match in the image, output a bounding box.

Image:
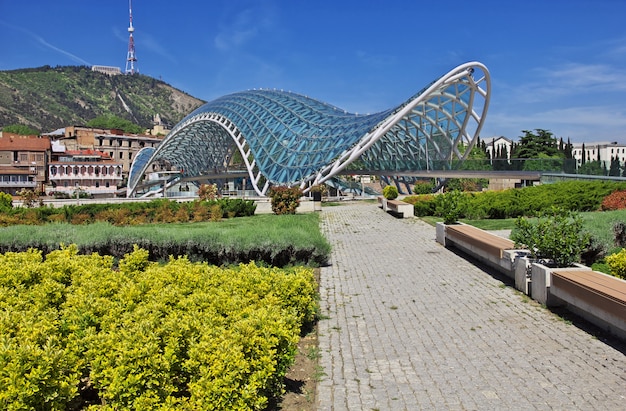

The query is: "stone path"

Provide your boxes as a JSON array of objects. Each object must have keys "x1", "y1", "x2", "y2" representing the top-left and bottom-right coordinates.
[{"x1": 316, "y1": 202, "x2": 626, "y2": 410}]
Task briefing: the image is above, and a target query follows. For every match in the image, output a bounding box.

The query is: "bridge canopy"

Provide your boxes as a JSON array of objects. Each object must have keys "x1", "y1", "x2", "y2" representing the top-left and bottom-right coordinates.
[{"x1": 127, "y1": 61, "x2": 490, "y2": 197}]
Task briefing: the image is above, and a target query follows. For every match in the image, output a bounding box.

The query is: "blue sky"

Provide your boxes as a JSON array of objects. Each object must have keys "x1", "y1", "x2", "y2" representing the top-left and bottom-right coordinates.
[{"x1": 1, "y1": 0, "x2": 625, "y2": 143}]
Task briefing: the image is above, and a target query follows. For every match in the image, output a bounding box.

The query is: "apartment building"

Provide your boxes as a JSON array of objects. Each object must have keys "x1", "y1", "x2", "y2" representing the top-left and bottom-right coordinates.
[
  {"x1": 47, "y1": 146, "x2": 123, "y2": 197},
  {"x1": 59, "y1": 126, "x2": 164, "y2": 176},
  {"x1": 0, "y1": 133, "x2": 50, "y2": 194},
  {"x1": 571, "y1": 141, "x2": 626, "y2": 168}
]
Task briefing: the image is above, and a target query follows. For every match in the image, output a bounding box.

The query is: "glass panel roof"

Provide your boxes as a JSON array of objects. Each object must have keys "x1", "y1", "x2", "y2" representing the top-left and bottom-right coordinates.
[{"x1": 128, "y1": 62, "x2": 490, "y2": 196}]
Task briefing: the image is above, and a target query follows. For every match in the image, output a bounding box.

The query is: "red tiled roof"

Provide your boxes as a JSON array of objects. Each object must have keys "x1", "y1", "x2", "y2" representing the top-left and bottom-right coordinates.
[
  {"x1": 0, "y1": 135, "x2": 51, "y2": 151},
  {"x1": 64, "y1": 149, "x2": 111, "y2": 158}
]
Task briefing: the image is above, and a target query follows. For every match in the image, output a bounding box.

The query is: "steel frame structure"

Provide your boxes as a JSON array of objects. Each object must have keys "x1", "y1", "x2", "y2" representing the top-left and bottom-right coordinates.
[{"x1": 127, "y1": 62, "x2": 490, "y2": 197}]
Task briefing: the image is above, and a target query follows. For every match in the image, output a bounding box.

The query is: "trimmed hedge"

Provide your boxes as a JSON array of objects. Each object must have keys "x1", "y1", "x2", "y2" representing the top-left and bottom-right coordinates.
[
  {"x1": 405, "y1": 181, "x2": 626, "y2": 219},
  {"x1": 0, "y1": 198, "x2": 257, "y2": 226}
]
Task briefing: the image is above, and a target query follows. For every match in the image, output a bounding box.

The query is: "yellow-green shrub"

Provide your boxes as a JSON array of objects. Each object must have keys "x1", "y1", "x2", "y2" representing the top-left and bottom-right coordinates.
[
  {"x1": 606, "y1": 249, "x2": 626, "y2": 279},
  {"x1": 0, "y1": 246, "x2": 318, "y2": 410}
]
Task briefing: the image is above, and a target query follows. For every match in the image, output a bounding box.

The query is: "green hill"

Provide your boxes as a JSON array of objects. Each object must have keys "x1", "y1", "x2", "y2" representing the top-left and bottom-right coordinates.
[{"x1": 0, "y1": 65, "x2": 205, "y2": 133}]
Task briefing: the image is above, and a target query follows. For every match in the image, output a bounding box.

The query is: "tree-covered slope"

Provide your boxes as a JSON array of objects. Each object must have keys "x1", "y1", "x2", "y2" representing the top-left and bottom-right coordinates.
[{"x1": 0, "y1": 65, "x2": 205, "y2": 133}]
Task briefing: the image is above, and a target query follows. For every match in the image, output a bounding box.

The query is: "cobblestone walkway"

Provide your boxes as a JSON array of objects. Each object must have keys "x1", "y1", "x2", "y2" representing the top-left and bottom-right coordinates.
[{"x1": 316, "y1": 202, "x2": 626, "y2": 410}]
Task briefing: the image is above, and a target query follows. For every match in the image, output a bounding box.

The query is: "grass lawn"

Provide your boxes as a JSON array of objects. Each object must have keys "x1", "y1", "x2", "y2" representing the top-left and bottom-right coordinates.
[{"x1": 0, "y1": 213, "x2": 331, "y2": 266}]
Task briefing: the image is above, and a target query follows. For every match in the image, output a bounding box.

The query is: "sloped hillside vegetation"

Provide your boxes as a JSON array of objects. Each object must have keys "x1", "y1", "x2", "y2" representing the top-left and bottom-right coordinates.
[{"x1": 0, "y1": 65, "x2": 204, "y2": 133}]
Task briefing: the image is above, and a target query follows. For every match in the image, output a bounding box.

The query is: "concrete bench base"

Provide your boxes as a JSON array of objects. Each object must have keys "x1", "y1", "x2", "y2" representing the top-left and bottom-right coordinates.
[
  {"x1": 378, "y1": 196, "x2": 413, "y2": 218},
  {"x1": 439, "y1": 222, "x2": 525, "y2": 279},
  {"x1": 551, "y1": 268, "x2": 626, "y2": 340}
]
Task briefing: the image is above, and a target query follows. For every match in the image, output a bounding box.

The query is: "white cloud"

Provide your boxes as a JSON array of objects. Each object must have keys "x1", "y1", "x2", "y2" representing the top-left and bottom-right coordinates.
[
  {"x1": 537, "y1": 63, "x2": 626, "y2": 91},
  {"x1": 214, "y1": 6, "x2": 276, "y2": 52}
]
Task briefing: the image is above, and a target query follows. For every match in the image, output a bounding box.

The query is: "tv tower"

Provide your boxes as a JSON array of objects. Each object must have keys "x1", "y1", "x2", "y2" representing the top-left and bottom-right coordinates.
[{"x1": 125, "y1": 0, "x2": 137, "y2": 74}]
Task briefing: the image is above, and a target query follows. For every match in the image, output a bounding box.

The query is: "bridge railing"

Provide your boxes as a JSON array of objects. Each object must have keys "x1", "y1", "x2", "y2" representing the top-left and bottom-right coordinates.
[{"x1": 355, "y1": 158, "x2": 622, "y2": 177}]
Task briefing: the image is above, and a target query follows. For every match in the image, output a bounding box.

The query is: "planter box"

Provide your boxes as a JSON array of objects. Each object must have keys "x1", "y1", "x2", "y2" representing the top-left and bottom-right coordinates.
[
  {"x1": 514, "y1": 255, "x2": 533, "y2": 295},
  {"x1": 435, "y1": 222, "x2": 446, "y2": 246},
  {"x1": 530, "y1": 262, "x2": 590, "y2": 307}
]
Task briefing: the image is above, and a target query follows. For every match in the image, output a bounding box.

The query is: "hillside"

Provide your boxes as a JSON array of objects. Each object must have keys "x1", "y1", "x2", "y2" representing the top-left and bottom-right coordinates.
[{"x1": 0, "y1": 65, "x2": 205, "y2": 133}]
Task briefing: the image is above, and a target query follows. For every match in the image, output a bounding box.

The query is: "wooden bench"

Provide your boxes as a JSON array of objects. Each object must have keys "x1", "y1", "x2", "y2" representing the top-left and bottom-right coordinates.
[
  {"x1": 445, "y1": 224, "x2": 515, "y2": 258},
  {"x1": 550, "y1": 269, "x2": 626, "y2": 339},
  {"x1": 378, "y1": 196, "x2": 413, "y2": 218},
  {"x1": 441, "y1": 223, "x2": 521, "y2": 279}
]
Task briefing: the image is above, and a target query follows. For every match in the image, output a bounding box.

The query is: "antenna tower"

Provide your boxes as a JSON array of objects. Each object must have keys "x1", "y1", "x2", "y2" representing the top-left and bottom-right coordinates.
[{"x1": 125, "y1": 0, "x2": 137, "y2": 74}]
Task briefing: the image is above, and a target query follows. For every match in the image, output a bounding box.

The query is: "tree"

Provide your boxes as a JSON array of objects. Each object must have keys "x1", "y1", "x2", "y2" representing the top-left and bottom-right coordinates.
[
  {"x1": 2, "y1": 124, "x2": 40, "y2": 135},
  {"x1": 86, "y1": 115, "x2": 144, "y2": 134},
  {"x1": 513, "y1": 129, "x2": 561, "y2": 159},
  {"x1": 459, "y1": 143, "x2": 490, "y2": 171},
  {"x1": 512, "y1": 129, "x2": 565, "y2": 171},
  {"x1": 609, "y1": 156, "x2": 621, "y2": 177},
  {"x1": 578, "y1": 160, "x2": 604, "y2": 176}
]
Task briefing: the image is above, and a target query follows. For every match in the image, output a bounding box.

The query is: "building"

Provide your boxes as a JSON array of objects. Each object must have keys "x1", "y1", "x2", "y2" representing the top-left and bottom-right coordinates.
[
  {"x1": 571, "y1": 142, "x2": 626, "y2": 169},
  {"x1": 47, "y1": 146, "x2": 123, "y2": 197},
  {"x1": 483, "y1": 136, "x2": 513, "y2": 160},
  {"x1": 91, "y1": 65, "x2": 122, "y2": 76},
  {"x1": 0, "y1": 133, "x2": 50, "y2": 194},
  {"x1": 128, "y1": 62, "x2": 492, "y2": 197},
  {"x1": 57, "y1": 126, "x2": 164, "y2": 177}
]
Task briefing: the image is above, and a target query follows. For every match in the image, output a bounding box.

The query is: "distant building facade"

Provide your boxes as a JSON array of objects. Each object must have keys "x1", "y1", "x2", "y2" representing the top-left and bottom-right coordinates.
[
  {"x1": 47, "y1": 147, "x2": 123, "y2": 197},
  {"x1": 58, "y1": 126, "x2": 164, "y2": 177},
  {"x1": 0, "y1": 133, "x2": 50, "y2": 194},
  {"x1": 91, "y1": 65, "x2": 122, "y2": 76},
  {"x1": 571, "y1": 141, "x2": 626, "y2": 169},
  {"x1": 483, "y1": 136, "x2": 513, "y2": 160}
]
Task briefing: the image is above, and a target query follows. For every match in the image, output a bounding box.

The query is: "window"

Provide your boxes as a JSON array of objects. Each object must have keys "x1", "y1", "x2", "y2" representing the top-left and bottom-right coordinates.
[
  {"x1": 119, "y1": 152, "x2": 123, "y2": 159},
  {"x1": 128, "y1": 152, "x2": 132, "y2": 160}
]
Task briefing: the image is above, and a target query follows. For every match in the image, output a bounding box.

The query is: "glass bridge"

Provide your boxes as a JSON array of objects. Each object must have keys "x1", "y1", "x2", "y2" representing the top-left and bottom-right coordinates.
[{"x1": 127, "y1": 62, "x2": 490, "y2": 197}]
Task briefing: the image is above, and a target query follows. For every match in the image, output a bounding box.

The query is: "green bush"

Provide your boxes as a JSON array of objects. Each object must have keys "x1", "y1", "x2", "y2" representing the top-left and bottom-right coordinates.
[
  {"x1": 510, "y1": 207, "x2": 591, "y2": 267},
  {"x1": 268, "y1": 186, "x2": 302, "y2": 215},
  {"x1": 434, "y1": 190, "x2": 465, "y2": 224},
  {"x1": 0, "y1": 198, "x2": 256, "y2": 226},
  {"x1": 408, "y1": 181, "x2": 626, "y2": 220},
  {"x1": 412, "y1": 180, "x2": 435, "y2": 194},
  {"x1": 382, "y1": 185, "x2": 399, "y2": 200},
  {"x1": 0, "y1": 192, "x2": 12, "y2": 212},
  {"x1": 404, "y1": 195, "x2": 436, "y2": 217}
]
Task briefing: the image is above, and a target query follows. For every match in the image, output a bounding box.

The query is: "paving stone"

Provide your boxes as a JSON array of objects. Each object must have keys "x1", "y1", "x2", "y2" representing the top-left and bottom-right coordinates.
[{"x1": 316, "y1": 202, "x2": 626, "y2": 410}]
